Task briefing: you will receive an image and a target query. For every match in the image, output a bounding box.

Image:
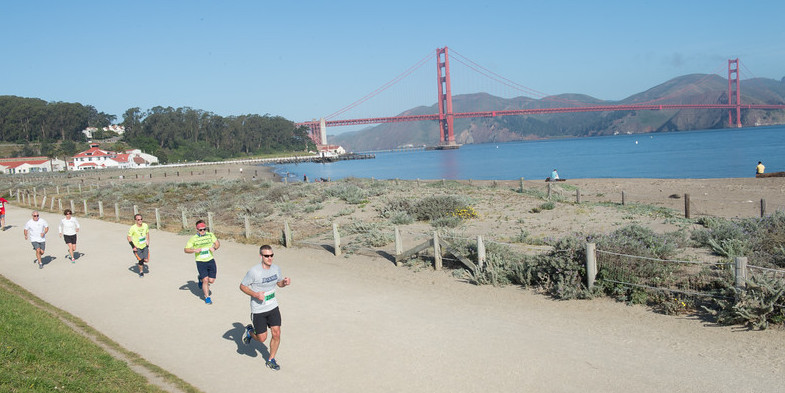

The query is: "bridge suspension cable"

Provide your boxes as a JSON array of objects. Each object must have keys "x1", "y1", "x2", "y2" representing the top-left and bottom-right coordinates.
[{"x1": 324, "y1": 51, "x2": 434, "y2": 120}]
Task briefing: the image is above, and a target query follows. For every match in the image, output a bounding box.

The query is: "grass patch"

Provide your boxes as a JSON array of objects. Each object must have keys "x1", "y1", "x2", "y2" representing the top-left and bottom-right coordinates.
[{"x1": 0, "y1": 275, "x2": 202, "y2": 393}]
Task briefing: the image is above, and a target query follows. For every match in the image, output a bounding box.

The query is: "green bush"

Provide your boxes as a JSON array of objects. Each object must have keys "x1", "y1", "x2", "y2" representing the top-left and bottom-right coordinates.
[
  {"x1": 325, "y1": 184, "x2": 367, "y2": 204},
  {"x1": 692, "y1": 212, "x2": 785, "y2": 268}
]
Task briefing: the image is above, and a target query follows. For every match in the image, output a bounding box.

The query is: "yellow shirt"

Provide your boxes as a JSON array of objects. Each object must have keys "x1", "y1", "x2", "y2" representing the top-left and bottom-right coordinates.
[
  {"x1": 128, "y1": 223, "x2": 149, "y2": 249},
  {"x1": 756, "y1": 163, "x2": 765, "y2": 174}
]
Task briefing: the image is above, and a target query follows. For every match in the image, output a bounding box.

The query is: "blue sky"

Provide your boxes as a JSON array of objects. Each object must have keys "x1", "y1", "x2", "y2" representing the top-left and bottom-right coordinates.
[{"x1": 2, "y1": 1, "x2": 784, "y2": 135}]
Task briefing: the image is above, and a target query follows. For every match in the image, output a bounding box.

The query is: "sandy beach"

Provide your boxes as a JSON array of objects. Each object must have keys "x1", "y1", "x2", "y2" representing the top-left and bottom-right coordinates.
[{"x1": 3, "y1": 173, "x2": 785, "y2": 392}]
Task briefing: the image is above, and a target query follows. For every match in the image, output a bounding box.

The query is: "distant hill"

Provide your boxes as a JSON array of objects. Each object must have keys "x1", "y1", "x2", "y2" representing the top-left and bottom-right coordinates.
[{"x1": 331, "y1": 74, "x2": 785, "y2": 151}]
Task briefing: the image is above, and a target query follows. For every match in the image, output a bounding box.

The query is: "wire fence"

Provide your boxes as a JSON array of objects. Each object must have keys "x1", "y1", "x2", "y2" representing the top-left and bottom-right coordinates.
[{"x1": 595, "y1": 248, "x2": 785, "y2": 307}]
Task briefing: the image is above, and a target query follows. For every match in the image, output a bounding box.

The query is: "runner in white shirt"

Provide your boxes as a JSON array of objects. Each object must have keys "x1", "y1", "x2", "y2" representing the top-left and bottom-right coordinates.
[
  {"x1": 240, "y1": 245, "x2": 292, "y2": 371},
  {"x1": 23, "y1": 211, "x2": 49, "y2": 269},
  {"x1": 58, "y1": 209, "x2": 81, "y2": 262}
]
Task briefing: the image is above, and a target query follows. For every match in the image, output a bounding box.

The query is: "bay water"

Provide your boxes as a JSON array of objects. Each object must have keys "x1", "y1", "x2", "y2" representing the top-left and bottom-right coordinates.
[{"x1": 272, "y1": 126, "x2": 785, "y2": 181}]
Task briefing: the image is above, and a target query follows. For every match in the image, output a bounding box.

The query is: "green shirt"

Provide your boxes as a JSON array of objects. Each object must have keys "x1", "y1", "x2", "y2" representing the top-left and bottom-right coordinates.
[
  {"x1": 127, "y1": 223, "x2": 149, "y2": 249},
  {"x1": 186, "y1": 232, "x2": 218, "y2": 262}
]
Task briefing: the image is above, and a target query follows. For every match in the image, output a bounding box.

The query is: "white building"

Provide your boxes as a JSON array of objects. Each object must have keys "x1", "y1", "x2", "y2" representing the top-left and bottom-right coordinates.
[
  {"x1": 0, "y1": 157, "x2": 67, "y2": 174},
  {"x1": 71, "y1": 144, "x2": 158, "y2": 171},
  {"x1": 81, "y1": 125, "x2": 125, "y2": 139}
]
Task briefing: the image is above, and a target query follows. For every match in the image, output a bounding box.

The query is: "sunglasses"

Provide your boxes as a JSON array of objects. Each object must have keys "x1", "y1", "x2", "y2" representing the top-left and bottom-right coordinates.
[
  {"x1": 197, "y1": 228, "x2": 207, "y2": 231},
  {"x1": 262, "y1": 254, "x2": 274, "y2": 258},
  {"x1": 32, "y1": 215, "x2": 39, "y2": 217}
]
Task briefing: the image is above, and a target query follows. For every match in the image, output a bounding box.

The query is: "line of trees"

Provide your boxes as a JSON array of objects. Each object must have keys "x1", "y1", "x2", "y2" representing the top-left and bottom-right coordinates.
[
  {"x1": 0, "y1": 96, "x2": 316, "y2": 163},
  {"x1": 0, "y1": 96, "x2": 115, "y2": 144},
  {"x1": 122, "y1": 106, "x2": 314, "y2": 163}
]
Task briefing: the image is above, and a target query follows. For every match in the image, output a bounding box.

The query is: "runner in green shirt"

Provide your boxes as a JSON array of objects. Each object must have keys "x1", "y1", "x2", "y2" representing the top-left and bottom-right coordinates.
[
  {"x1": 184, "y1": 219, "x2": 220, "y2": 304},
  {"x1": 127, "y1": 214, "x2": 150, "y2": 278}
]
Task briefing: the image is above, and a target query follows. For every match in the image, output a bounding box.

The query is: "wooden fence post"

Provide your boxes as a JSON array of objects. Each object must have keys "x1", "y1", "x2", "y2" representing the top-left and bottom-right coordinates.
[
  {"x1": 83, "y1": 200, "x2": 88, "y2": 215},
  {"x1": 734, "y1": 257, "x2": 747, "y2": 289},
  {"x1": 133, "y1": 205, "x2": 139, "y2": 215},
  {"x1": 49, "y1": 197, "x2": 54, "y2": 211},
  {"x1": 70, "y1": 200, "x2": 75, "y2": 214},
  {"x1": 477, "y1": 235, "x2": 486, "y2": 271},
  {"x1": 244, "y1": 216, "x2": 251, "y2": 238},
  {"x1": 58, "y1": 199, "x2": 62, "y2": 212},
  {"x1": 207, "y1": 212, "x2": 214, "y2": 233},
  {"x1": 547, "y1": 183, "x2": 552, "y2": 199},
  {"x1": 621, "y1": 191, "x2": 626, "y2": 206},
  {"x1": 519, "y1": 177, "x2": 524, "y2": 193},
  {"x1": 586, "y1": 242, "x2": 597, "y2": 290},
  {"x1": 283, "y1": 220, "x2": 292, "y2": 247},
  {"x1": 56, "y1": 185, "x2": 59, "y2": 195},
  {"x1": 684, "y1": 193, "x2": 691, "y2": 219},
  {"x1": 576, "y1": 189, "x2": 581, "y2": 204},
  {"x1": 114, "y1": 202, "x2": 120, "y2": 221},
  {"x1": 40, "y1": 196, "x2": 46, "y2": 209},
  {"x1": 155, "y1": 208, "x2": 161, "y2": 230},
  {"x1": 761, "y1": 198, "x2": 766, "y2": 217},
  {"x1": 181, "y1": 209, "x2": 188, "y2": 230},
  {"x1": 333, "y1": 223, "x2": 341, "y2": 256},
  {"x1": 433, "y1": 232, "x2": 442, "y2": 270},
  {"x1": 394, "y1": 226, "x2": 402, "y2": 266},
  {"x1": 98, "y1": 201, "x2": 104, "y2": 218}
]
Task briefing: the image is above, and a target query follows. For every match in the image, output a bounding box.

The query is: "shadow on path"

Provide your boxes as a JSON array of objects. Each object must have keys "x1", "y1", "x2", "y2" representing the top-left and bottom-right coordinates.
[
  {"x1": 223, "y1": 322, "x2": 269, "y2": 359},
  {"x1": 178, "y1": 280, "x2": 210, "y2": 299}
]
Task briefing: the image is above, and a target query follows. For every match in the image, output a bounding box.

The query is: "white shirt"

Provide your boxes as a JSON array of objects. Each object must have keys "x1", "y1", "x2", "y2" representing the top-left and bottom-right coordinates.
[
  {"x1": 24, "y1": 218, "x2": 49, "y2": 242},
  {"x1": 59, "y1": 217, "x2": 80, "y2": 236}
]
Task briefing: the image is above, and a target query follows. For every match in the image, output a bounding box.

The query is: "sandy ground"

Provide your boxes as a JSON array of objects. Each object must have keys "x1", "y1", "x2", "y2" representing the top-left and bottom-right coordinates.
[{"x1": 3, "y1": 193, "x2": 785, "y2": 393}]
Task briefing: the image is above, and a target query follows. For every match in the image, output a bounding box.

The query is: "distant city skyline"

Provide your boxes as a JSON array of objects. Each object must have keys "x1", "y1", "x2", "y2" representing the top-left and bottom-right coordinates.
[{"x1": 2, "y1": 1, "x2": 783, "y2": 135}]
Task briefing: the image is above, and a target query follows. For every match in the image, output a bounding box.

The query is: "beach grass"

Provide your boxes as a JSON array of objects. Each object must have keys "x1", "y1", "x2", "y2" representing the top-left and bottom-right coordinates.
[{"x1": 0, "y1": 275, "x2": 203, "y2": 393}]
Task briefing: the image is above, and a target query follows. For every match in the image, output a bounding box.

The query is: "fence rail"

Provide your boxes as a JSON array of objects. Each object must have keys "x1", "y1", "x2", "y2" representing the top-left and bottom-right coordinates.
[{"x1": 588, "y1": 243, "x2": 785, "y2": 306}]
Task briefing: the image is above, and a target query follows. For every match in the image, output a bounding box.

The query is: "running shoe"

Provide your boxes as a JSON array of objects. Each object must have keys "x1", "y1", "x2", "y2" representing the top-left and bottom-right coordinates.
[
  {"x1": 266, "y1": 358, "x2": 280, "y2": 371},
  {"x1": 205, "y1": 297, "x2": 212, "y2": 305},
  {"x1": 39, "y1": 263, "x2": 43, "y2": 270},
  {"x1": 139, "y1": 272, "x2": 144, "y2": 278},
  {"x1": 243, "y1": 324, "x2": 253, "y2": 344}
]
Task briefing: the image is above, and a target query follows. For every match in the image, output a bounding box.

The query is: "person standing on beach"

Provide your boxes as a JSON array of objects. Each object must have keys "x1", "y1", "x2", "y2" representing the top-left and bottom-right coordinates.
[
  {"x1": 184, "y1": 220, "x2": 220, "y2": 305},
  {"x1": 23, "y1": 211, "x2": 49, "y2": 269},
  {"x1": 756, "y1": 161, "x2": 765, "y2": 175},
  {"x1": 240, "y1": 245, "x2": 292, "y2": 371},
  {"x1": 127, "y1": 214, "x2": 150, "y2": 278},
  {"x1": 0, "y1": 196, "x2": 8, "y2": 230},
  {"x1": 58, "y1": 209, "x2": 80, "y2": 262}
]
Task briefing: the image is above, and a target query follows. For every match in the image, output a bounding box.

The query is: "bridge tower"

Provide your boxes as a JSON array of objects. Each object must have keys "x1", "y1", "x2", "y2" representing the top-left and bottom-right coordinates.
[
  {"x1": 436, "y1": 47, "x2": 456, "y2": 145},
  {"x1": 727, "y1": 58, "x2": 741, "y2": 128}
]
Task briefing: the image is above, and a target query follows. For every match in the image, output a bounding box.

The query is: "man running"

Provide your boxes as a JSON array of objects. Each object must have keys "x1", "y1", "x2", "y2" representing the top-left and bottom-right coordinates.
[
  {"x1": 23, "y1": 211, "x2": 49, "y2": 269},
  {"x1": 127, "y1": 213, "x2": 150, "y2": 277},
  {"x1": 240, "y1": 245, "x2": 292, "y2": 371},
  {"x1": 184, "y1": 219, "x2": 220, "y2": 304}
]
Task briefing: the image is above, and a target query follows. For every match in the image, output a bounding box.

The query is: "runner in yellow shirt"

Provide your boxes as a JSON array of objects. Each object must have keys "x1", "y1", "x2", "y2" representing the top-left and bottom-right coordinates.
[
  {"x1": 184, "y1": 219, "x2": 220, "y2": 304},
  {"x1": 127, "y1": 214, "x2": 151, "y2": 278}
]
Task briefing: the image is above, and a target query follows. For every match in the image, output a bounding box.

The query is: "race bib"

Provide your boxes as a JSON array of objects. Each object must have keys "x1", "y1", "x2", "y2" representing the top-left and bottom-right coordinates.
[
  {"x1": 198, "y1": 249, "x2": 210, "y2": 257},
  {"x1": 263, "y1": 289, "x2": 276, "y2": 302},
  {"x1": 138, "y1": 236, "x2": 146, "y2": 244}
]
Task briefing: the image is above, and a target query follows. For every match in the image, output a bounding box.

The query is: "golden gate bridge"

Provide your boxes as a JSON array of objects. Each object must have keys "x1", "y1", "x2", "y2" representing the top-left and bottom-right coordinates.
[{"x1": 297, "y1": 47, "x2": 785, "y2": 148}]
